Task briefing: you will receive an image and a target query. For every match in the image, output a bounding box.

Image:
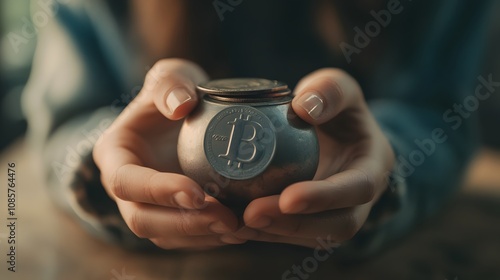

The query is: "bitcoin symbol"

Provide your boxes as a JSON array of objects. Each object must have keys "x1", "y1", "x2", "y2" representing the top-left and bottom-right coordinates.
[
  {"x1": 204, "y1": 106, "x2": 276, "y2": 180},
  {"x1": 219, "y1": 114, "x2": 263, "y2": 168}
]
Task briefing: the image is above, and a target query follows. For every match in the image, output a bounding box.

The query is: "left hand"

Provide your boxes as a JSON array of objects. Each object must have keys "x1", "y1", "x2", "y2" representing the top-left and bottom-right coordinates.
[{"x1": 233, "y1": 68, "x2": 395, "y2": 248}]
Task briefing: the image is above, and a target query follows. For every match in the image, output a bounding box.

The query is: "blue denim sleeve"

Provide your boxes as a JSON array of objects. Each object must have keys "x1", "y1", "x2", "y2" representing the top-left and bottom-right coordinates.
[{"x1": 22, "y1": 1, "x2": 152, "y2": 249}]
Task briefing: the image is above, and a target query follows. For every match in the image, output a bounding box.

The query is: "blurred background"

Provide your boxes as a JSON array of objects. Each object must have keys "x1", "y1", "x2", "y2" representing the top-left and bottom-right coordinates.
[
  {"x1": 480, "y1": 1, "x2": 500, "y2": 150},
  {"x1": 0, "y1": 1, "x2": 31, "y2": 150},
  {"x1": 0, "y1": 1, "x2": 499, "y2": 279},
  {"x1": 1, "y1": 1, "x2": 500, "y2": 151}
]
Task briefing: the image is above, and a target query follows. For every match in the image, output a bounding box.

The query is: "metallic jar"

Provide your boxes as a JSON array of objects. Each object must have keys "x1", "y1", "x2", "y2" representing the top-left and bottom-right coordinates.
[{"x1": 178, "y1": 78, "x2": 319, "y2": 211}]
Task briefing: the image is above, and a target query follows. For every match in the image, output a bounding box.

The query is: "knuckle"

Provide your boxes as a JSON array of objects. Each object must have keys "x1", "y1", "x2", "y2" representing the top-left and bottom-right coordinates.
[
  {"x1": 144, "y1": 62, "x2": 166, "y2": 86},
  {"x1": 144, "y1": 61, "x2": 181, "y2": 91},
  {"x1": 356, "y1": 169, "x2": 377, "y2": 203},
  {"x1": 164, "y1": 58, "x2": 207, "y2": 81},
  {"x1": 149, "y1": 59, "x2": 177, "y2": 76},
  {"x1": 145, "y1": 59, "x2": 203, "y2": 91},
  {"x1": 174, "y1": 214, "x2": 196, "y2": 236},
  {"x1": 322, "y1": 76, "x2": 345, "y2": 103},
  {"x1": 109, "y1": 165, "x2": 127, "y2": 199},
  {"x1": 144, "y1": 173, "x2": 163, "y2": 205},
  {"x1": 304, "y1": 74, "x2": 344, "y2": 109},
  {"x1": 127, "y1": 209, "x2": 150, "y2": 238},
  {"x1": 319, "y1": 68, "x2": 362, "y2": 102},
  {"x1": 338, "y1": 212, "x2": 360, "y2": 241}
]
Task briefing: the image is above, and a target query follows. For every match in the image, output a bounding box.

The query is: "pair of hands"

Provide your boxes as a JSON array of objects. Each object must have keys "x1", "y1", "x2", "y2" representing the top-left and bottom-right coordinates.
[{"x1": 93, "y1": 59, "x2": 395, "y2": 250}]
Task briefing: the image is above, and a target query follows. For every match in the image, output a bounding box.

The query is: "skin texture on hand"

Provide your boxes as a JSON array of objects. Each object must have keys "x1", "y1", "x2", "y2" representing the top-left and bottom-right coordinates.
[
  {"x1": 94, "y1": 61, "x2": 395, "y2": 250},
  {"x1": 93, "y1": 59, "x2": 245, "y2": 249},
  {"x1": 234, "y1": 68, "x2": 396, "y2": 249}
]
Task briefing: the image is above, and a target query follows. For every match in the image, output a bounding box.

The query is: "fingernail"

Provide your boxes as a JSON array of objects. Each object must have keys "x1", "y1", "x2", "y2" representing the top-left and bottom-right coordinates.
[
  {"x1": 220, "y1": 235, "x2": 247, "y2": 244},
  {"x1": 209, "y1": 221, "x2": 232, "y2": 234},
  {"x1": 172, "y1": 192, "x2": 195, "y2": 209},
  {"x1": 166, "y1": 88, "x2": 192, "y2": 114},
  {"x1": 298, "y1": 93, "x2": 324, "y2": 119},
  {"x1": 193, "y1": 194, "x2": 207, "y2": 209},
  {"x1": 248, "y1": 216, "x2": 272, "y2": 229}
]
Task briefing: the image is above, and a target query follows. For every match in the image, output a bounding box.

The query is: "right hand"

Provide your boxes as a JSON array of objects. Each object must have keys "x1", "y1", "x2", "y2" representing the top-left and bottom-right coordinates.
[{"x1": 93, "y1": 59, "x2": 244, "y2": 249}]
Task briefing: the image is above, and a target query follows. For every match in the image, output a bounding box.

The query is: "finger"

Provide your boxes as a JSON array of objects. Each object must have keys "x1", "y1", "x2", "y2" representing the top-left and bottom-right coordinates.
[
  {"x1": 117, "y1": 58, "x2": 208, "y2": 126},
  {"x1": 150, "y1": 233, "x2": 246, "y2": 250},
  {"x1": 108, "y1": 163, "x2": 206, "y2": 209},
  {"x1": 93, "y1": 127, "x2": 205, "y2": 209},
  {"x1": 117, "y1": 199, "x2": 239, "y2": 239},
  {"x1": 292, "y1": 68, "x2": 365, "y2": 125},
  {"x1": 280, "y1": 131, "x2": 392, "y2": 214},
  {"x1": 233, "y1": 227, "x2": 340, "y2": 249},
  {"x1": 243, "y1": 195, "x2": 371, "y2": 241},
  {"x1": 279, "y1": 168, "x2": 377, "y2": 214},
  {"x1": 93, "y1": 60, "x2": 208, "y2": 197},
  {"x1": 146, "y1": 58, "x2": 207, "y2": 120}
]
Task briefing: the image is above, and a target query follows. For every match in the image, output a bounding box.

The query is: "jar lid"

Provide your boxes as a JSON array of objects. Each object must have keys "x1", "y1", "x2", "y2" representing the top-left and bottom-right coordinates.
[{"x1": 197, "y1": 78, "x2": 291, "y2": 99}]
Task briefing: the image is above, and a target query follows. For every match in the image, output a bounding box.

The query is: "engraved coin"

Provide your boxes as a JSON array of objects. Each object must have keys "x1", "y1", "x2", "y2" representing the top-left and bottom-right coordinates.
[
  {"x1": 198, "y1": 78, "x2": 289, "y2": 96},
  {"x1": 204, "y1": 105, "x2": 276, "y2": 180}
]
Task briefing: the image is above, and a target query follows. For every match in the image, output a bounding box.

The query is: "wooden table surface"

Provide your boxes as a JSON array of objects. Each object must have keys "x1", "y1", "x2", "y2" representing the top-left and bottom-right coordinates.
[{"x1": 0, "y1": 141, "x2": 499, "y2": 280}]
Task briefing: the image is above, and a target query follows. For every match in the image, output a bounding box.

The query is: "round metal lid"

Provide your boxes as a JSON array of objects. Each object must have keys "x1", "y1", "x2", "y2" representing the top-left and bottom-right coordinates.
[{"x1": 197, "y1": 78, "x2": 290, "y2": 97}]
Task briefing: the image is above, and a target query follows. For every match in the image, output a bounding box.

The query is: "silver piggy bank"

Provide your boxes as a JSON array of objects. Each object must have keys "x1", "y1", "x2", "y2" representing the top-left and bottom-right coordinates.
[{"x1": 178, "y1": 78, "x2": 319, "y2": 212}]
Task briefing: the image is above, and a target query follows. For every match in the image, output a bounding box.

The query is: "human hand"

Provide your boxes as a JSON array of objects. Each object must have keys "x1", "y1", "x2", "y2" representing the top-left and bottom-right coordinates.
[
  {"x1": 93, "y1": 59, "x2": 244, "y2": 249},
  {"x1": 235, "y1": 68, "x2": 395, "y2": 248}
]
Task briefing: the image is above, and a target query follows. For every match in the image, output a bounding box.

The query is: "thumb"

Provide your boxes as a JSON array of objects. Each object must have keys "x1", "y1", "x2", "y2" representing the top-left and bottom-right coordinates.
[
  {"x1": 144, "y1": 59, "x2": 208, "y2": 121},
  {"x1": 292, "y1": 68, "x2": 366, "y2": 125}
]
